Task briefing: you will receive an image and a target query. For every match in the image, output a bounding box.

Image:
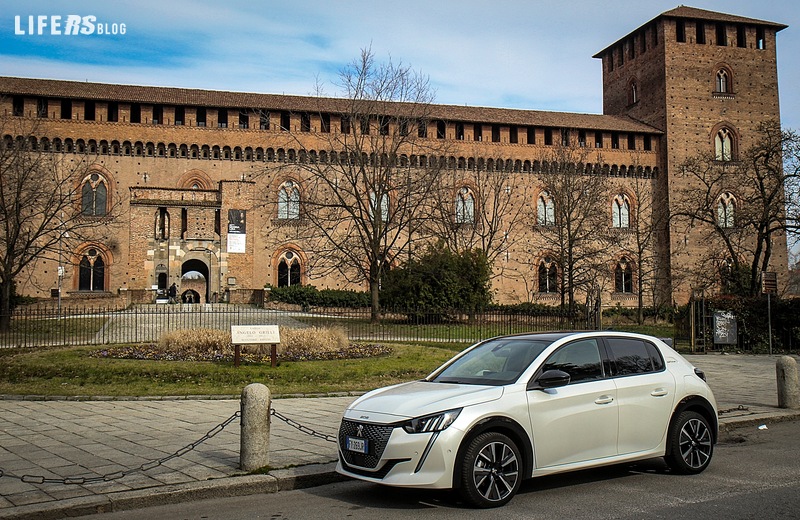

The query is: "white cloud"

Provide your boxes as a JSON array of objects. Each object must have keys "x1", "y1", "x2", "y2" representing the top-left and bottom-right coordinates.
[{"x1": 1, "y1": 0, "x2": 797, "y2": 127}]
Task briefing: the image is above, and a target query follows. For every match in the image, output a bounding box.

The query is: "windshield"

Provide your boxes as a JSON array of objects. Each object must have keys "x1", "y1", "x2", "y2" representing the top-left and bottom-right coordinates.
[{"x1": 430, "y1": 337, "x2": 553, "y2": 386}]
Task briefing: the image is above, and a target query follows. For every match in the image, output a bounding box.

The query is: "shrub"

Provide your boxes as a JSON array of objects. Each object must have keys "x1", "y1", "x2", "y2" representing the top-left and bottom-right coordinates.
[
  {"x1": 488, "y1": 302, "x2": 576, "y2": 315},
  {"x1": 601, "y1": 303, "x2": 675, "y2": 324},
  {"x1": 267, "y1": 285, "x2": 370, "y2": 308},
  {"x1": 706, "y1": 295, "x2": 800, "y2": 352},
  {"x1": 268, "y1": 285, "x2": 320, "y2": 307},
  {"x1": 381, "y1": 242, "x2": 492, "y2": 315}
]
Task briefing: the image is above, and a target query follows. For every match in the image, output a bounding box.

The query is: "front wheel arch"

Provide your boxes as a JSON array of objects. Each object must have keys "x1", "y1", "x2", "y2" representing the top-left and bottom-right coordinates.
[
  {"x1": 452, "y1": 417, "x2": 532, "y2": 490},
  {"x1": 458, "y1": 431, "x2": 523, "y2": 507}
]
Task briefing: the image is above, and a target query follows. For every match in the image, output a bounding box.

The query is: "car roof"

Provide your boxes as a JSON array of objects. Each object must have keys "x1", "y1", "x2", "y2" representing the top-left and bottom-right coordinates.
[{"x1": 491, "y1": 330, "x2": 661, "y2": 343}]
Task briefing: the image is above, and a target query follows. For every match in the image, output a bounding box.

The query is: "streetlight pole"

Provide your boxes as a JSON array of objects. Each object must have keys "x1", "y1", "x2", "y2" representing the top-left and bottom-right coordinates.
[
  {"x1": 57, "y1": 213, "x2": 63, "y2": 318},
  {"x1": 56, "y1": 212, "x2": 71, "y2": 318}
]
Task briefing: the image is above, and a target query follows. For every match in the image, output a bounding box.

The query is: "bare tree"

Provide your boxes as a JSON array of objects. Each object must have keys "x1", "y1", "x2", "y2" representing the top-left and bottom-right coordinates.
[
  {"x1": 424, "y1": 154, "x2": 531, "y2": 278},
  {"x1": 534, "y1": 146, "x2": 614, "y2": 315},
  {"x1": 0, "y1": 113, "x2": 122, "y2": 330},
  {"x1": 614, "y1": 166, "x2": 663, "y2": 324},
  {"x1": 672, "y1": 121, "x2": 798, "y2": 297},
  {"x1": 261, "y1": 49, "x2": 448, "y2": 321}
]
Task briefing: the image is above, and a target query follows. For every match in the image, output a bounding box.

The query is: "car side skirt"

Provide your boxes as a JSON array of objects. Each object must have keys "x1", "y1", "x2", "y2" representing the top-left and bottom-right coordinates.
[{"x1": 530, "y1": 450, "x2": 666, "y2": 478}]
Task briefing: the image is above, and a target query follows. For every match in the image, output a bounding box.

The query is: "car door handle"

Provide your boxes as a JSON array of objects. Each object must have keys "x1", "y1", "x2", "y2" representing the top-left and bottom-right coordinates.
[
  {"x1": 651, "y1": 388, "x2": 668, "y2": 397},
  {"x1": 595, "y1": 395, "x2": 614, "y2": 405}
]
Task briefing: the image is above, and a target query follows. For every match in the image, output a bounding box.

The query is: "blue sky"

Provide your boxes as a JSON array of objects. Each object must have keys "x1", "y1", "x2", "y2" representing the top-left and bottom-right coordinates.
[{"x1": 1, "y1": 1, "x2": 798, "y2": 128}]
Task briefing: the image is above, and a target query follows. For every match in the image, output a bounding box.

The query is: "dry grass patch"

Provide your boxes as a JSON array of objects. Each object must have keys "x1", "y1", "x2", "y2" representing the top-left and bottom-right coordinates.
[{"x1": 92, "y1": 326, "x2": 389, "y2": 362}]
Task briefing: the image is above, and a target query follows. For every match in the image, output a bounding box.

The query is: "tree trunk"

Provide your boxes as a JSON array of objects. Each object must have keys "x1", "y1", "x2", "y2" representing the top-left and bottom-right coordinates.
[
  {"x1": 637, "y1": 289, "x2": 645, "y2": 325},
  {"x1": 369, "y1": 277, "x2": 381, "y2": 324},
  {"x1": 0, "y1": 280, "x2": 13, "y2": 332}
]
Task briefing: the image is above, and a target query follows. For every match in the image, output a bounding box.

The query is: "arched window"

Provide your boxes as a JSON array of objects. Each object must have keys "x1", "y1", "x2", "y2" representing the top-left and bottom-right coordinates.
[
  {"x1": 716, "y1": 69, "x2": 729, "y2": 93},
  {"x1": 78, "y1": 248, "x2": 105, "y2": 291},
  {"x1": 80, "y1": 172, "x2": 108, "y2": 216},
  {"x1": 717, "y1": 192, "x2": 736, "y2": 228},
  {"x1": 537, "y1": 190, "x2": 555, "y2": 226},
  {"x1": 715, "y1": 127, "x2": 734, "y2": 161},
  {"x1": 277, "y1": 180, "x2": 300, "y2": 220},
  {"x1": 614, "y1": 257, "x2": 633, "y2": 293},
  {"x1": 455, "y1": 187, "x2": 475, "y2": 224},
  {"x1": 538, "y1": 257, "x2": 558, "y2": 293},
  {"x1": 612, "y1": 194, "x2": 631, "y2": 228},
  {"x1": 370, "y1": 189, "x2": 390, "y2": 223},
  {"x1": 277, "y1": 250, "x2": 302, "y2": 287}
]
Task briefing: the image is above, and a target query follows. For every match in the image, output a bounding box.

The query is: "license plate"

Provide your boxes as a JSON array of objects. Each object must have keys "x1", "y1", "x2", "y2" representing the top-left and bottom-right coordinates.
[{"x1": 346, "y1": 436, "x2": 369, "y2": 454}]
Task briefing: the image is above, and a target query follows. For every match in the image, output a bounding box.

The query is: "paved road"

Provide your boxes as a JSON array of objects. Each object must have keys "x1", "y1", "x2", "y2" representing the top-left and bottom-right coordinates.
[{"x1": 75, "y1": 420, "x2": 800, "y2": 519}]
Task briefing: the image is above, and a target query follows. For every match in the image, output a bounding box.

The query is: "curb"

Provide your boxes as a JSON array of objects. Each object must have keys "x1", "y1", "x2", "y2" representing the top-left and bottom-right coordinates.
[
  {"x1": 0, "y1": 463, "x2": 345, "y2": 520},
  {"x1": 718, "y1": 410, "x2": 800, "y2": 441}
]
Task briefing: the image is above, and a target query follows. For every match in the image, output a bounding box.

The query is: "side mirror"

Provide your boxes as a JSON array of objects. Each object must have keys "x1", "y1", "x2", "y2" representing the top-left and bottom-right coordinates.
[{"x1": 529, "y1": 369, "x2": 571, "y2": 391}]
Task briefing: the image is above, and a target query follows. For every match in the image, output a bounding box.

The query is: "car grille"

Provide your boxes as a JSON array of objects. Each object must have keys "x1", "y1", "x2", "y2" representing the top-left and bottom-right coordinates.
[{"x1": 338, "y1": 419, "x2": 394, "y2": 469}]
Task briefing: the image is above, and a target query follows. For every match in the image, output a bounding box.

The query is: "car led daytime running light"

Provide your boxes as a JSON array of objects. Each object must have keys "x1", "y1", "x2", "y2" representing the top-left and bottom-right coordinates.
[{"x1": 402, "y1": 408, "x2": 462, "y2": 434}]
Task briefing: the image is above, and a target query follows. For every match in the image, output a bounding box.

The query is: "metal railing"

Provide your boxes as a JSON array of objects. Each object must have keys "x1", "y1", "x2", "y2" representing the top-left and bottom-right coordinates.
[{"x1": 0, "y1": 304, "x2": 592, "y2": 348}]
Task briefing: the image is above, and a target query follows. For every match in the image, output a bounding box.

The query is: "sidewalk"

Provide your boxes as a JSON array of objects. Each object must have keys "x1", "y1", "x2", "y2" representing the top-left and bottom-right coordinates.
[{"x1": 1, "y1": 354, "x2": 798, "y2": 520}]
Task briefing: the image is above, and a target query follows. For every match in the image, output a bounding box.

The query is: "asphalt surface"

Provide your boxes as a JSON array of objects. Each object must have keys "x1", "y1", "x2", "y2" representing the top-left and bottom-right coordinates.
[{"x1": 0, "y1": 353, "x2": 798, "y2": 520}]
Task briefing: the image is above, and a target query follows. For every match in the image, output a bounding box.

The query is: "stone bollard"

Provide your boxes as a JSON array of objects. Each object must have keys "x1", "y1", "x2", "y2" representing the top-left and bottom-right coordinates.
[
  {"x1": 776, "y1": 356, "x2": 800, "y2": 410},
  {"x1": 240, "y1": 383, "x2": 271, "y2": 471}
]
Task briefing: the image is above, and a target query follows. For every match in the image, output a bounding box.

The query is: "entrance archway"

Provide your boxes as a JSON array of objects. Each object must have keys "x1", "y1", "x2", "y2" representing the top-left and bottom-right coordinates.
[
  {"x1": 181, "y1": 289, "x2": 201, "y2": 303},
  {"x1": 181, "y1": 259, "x2": 209, "y2": 303}
]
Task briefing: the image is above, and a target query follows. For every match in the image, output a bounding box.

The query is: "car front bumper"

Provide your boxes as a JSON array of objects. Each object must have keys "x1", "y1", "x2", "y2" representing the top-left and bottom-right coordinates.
[{"x1": 336, "y1": 420, "x2": 465, "y2": 489}]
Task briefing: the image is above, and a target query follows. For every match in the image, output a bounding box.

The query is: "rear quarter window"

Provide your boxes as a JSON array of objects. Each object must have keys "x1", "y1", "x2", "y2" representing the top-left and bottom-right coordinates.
[{"x1": 606, "y1": 338, "x2": 664, "y2": 376}]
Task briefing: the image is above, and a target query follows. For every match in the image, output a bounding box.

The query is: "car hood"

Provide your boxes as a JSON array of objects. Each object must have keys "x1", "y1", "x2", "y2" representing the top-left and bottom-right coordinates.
[{"x1": 346, "y1": 380, "x2": 504, "y2": 422}]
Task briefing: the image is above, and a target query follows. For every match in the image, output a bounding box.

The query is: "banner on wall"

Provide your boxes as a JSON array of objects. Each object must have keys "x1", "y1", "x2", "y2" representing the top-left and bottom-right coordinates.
[{"x1": 227, "y1": 209, "x2": 246, "y2": 253}]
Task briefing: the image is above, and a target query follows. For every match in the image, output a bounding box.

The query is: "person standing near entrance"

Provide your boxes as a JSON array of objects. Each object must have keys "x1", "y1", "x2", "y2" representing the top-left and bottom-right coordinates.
[{"x1": 168, "y1": 283, "x2": 178, "y2": 304}]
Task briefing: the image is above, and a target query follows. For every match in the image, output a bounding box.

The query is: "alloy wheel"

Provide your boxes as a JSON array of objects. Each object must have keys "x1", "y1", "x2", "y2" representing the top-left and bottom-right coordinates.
[
  {"x1": 471, "y1": 440, "x2": 520, "y2": 503},
  {"x1": 678, "y1": 417, "x2": 712, "y2": 469}
]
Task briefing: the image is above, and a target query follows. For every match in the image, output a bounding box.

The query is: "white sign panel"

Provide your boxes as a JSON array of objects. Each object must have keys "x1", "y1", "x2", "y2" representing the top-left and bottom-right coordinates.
[
  {"x1": 231, "y1": 325, "x2": 281, "y2": 344},
  {"x1": 227, "y1": 233, "x2": 246, "y2": 253}
]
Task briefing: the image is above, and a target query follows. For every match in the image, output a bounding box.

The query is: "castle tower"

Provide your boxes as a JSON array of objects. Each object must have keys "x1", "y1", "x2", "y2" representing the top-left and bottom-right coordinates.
[{"x1": 594, "y1": 6, "x2": 789, "y2": 303}]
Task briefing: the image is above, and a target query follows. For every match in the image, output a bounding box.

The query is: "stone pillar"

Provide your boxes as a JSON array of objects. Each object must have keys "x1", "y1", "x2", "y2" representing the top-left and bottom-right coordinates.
[
  {"x1": 240, "y1": 383, "x2": 271, "y2": 471},
  {"x1": 776, "y1": 356, "x2": 799, "y2": 409}
]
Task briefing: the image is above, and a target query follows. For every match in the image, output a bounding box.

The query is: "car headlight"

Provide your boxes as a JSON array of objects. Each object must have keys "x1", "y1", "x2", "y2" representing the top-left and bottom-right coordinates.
[{"x1": 402, "y1": 409, "x2": 462, "y2": 434}]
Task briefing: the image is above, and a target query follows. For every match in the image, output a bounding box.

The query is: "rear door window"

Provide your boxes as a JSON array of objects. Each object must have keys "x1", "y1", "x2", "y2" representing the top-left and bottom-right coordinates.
[{"x1": 605, "y1": 337, "x2": 664, "y2": 376}]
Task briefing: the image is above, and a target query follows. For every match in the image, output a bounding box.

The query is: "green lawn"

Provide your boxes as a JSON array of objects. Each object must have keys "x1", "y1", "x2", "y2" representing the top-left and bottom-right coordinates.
[
  {"x1": 0, "y1": 321, "x2": 681, "y2": 397},
  {"x1": 295, "y1": 315, "x2": 608, "y2": 343},
  {"x1": 0, "y1": 343, "x2": 456, "y2": 397}
]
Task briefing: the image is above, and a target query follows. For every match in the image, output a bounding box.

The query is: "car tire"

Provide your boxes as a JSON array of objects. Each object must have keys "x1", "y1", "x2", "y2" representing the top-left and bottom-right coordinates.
[
  {"x1": 665, "y1": 410, "x2": 713, "y2": 474},
  {"x1": 458, "y1": 432, "x2": 522, "y2": 508}
]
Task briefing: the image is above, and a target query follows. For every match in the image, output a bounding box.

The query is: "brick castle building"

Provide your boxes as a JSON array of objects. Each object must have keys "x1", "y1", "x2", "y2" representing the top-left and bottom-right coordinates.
[{"x1": 0, "y1": 6, "x2": 790, "y2": 308}]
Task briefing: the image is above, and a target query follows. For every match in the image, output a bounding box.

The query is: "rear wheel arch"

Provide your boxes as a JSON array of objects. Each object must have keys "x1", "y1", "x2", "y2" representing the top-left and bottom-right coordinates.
[
  {"x1": 452, "y1": 417, "x2": 533, "y2": 490},
  {"x1": 667, "y1": 396, "x2": 718, "y2": 449},
  {"x1": 664, "y1": 409, "x2": 714, "y2": 473}
]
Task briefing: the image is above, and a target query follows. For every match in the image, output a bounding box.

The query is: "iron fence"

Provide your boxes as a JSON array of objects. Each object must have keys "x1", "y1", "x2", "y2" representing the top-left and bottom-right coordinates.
[{"x1": 0, "y1": 304, "x2": 592, "y2": 348}]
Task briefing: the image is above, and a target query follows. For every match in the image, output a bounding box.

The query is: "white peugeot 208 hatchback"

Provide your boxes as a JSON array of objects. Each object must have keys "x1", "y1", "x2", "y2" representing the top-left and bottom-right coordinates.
[{"x1": 337, "y1": 331, "x2": 717, "y2": 508}]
